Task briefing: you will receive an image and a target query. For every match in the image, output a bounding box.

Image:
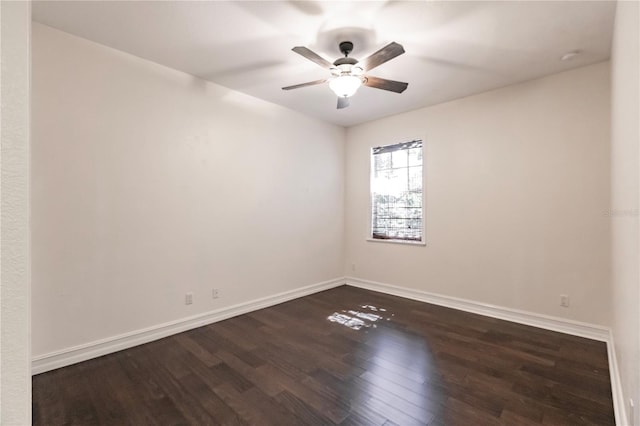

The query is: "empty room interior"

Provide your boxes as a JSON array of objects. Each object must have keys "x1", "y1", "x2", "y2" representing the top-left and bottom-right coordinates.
[{"x1": 1, "y1": 0, "x2": 640, "y2": 425}]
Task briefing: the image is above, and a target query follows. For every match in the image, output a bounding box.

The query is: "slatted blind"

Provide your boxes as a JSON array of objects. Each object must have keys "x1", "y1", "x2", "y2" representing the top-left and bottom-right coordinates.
[{"x1": 371, "y1": 140, "x2": 423, "y2": 242}]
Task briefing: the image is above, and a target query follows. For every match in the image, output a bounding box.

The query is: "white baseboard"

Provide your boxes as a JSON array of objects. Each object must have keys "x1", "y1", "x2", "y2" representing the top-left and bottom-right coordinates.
[
  {"x1": 345, "y1": 276, "x2": 625, "y2": 425},
  {"x1": 345, "y1": 276, "x2": 609, "y2": 341},
  {"x1": 32, "y1": 277, "x2": 345, "y2": 375},
  {"x1": 606, "y1": 332, "x2": 628, "y2": 426}
]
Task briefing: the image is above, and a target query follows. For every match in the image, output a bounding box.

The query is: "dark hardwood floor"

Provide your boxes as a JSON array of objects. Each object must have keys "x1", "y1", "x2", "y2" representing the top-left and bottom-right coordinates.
[{"x1": 33, "y1": 286, "x2": 615, "y2": 425}]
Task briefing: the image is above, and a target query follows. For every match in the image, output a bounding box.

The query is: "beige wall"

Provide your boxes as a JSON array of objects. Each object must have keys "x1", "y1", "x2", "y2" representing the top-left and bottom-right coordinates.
[
  {"x1": 610, "y1": 0, "x2": 640, "y2": 424},
  {"x1": 345, "y1": 62, "x2": 611, "y2": 325},
  {"x1": 31, "y1": 23, "x2": 345, "y2": 357},
  {"x1": 1, "y1": 1, "x2": 32, "y2": 423}
]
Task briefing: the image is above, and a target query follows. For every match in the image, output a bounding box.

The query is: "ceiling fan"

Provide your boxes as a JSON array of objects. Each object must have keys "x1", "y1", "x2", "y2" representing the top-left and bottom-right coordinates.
[{"x1": 282, "y1": 41, "x2": 409, "y2": 109}]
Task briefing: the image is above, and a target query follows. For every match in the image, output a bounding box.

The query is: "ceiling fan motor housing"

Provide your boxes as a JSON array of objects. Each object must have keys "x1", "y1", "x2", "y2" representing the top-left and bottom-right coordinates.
[
  {"x1": 334, "y1": 57, "x2": 358, "y2": 67},
  {"x1": 339, "y1": 41, "x2": 354, "y2": 56}
]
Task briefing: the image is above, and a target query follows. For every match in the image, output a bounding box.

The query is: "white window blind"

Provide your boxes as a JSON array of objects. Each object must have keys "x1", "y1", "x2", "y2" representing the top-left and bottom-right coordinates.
[{"x1": 370, "y1": 140, "x2": 423, "y2": 242}]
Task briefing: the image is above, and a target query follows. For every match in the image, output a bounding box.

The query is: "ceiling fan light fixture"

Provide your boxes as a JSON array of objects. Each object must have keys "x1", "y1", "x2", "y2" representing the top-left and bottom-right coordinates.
[
  {"x1": 329, "y1": 75, "x2": 362, "y2": 98},
  {"x1": 283, "y1": 41, "x2": 408, "y2": 109}
]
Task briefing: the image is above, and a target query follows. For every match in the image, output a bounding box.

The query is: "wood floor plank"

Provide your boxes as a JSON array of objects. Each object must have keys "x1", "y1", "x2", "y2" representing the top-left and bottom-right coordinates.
[
  {"x1": 257, "y1": 363, "x2": 352, "y2": 424},
  {"x1": 174, "y1": 333, "x2": 223, "y2": 367},
  {"x1": 234, "y1": 386, "x2": 304, "y2": 426},
  {"x1": 115, "y1": 352, "x2": 190, "y2": 425},
  {"x1": 275, "y1": 390, "x2": 335, "y2": 425},
  {"x1": 216, "y1": 349, "x2": 284, "y2": 397},
  {"x1": 178, "y1": 373, "x2": 245, "y2": 425},
  {"x1": 33, "y1": 286, "x2": 615, "y2": 425}
]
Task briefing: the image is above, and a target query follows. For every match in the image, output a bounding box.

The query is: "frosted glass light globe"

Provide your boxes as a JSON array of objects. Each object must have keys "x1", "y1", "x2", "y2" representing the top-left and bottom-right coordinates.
[{"x1": 329, "y1": 75, "x2": 363, "y2": 98}]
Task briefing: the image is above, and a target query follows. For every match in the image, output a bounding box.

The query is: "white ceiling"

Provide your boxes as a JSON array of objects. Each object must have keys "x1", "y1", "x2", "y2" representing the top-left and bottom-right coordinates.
[{"x1": 32, "y1": 1, "x2": 616, "y2": 127}]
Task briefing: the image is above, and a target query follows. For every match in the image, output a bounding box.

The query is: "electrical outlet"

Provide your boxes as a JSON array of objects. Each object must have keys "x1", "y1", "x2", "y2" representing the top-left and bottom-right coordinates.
[
  {"x1": 212, "y1": 288, "x2": 219, "y2": 299},
  {"x1": 185, "y1": 292, "x2": 193, "y2": 305},
  {"x1": 560, "y1": 294, "x2": 570, "y2": 307},
  {"x1": 351, "y1": 263, "x2": 356, "y2": 272}
]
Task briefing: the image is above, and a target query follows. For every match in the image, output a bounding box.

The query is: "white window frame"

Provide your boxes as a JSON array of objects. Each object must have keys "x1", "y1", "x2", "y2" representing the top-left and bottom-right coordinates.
[{"x1": 368, "y1": 138, "x2": 425, "y2": 246}]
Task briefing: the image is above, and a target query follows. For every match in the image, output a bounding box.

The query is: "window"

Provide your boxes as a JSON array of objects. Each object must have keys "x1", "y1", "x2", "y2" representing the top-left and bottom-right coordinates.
[{"x1": 370, "y1": 139, "x2": 423, "y2": 243}]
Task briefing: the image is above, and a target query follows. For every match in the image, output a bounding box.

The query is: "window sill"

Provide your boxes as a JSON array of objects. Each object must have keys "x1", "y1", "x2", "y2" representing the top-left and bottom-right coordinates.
[{"x1": 366, "y1": 238, "x2": 426, "y2": 246}]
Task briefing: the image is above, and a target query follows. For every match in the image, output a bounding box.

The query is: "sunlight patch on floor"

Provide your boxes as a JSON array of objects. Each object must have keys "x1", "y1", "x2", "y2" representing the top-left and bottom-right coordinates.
[{"x1": 327, "y1": 304, "x2": 394, "y2": 330}]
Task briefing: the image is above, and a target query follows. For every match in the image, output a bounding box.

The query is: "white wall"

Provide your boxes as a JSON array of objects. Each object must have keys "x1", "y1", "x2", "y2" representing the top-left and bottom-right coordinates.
[
  {"x1": 610, "y1": 0, "x2": 640, "y2": 424},
  {"x1": 0, "y1": 1, "x2": 32, "y2": 423},
  {"x1": 345, "y1": 62, "x2": 611, "y2": 325},
  {"x1": 31, "y1": 23, "x2": 345, "y2": 358}
]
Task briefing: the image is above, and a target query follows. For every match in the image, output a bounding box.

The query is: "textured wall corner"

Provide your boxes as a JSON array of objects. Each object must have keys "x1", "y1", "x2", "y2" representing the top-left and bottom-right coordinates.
[
  {"x1": 610, "y1": 1, "x2": 640, "y2": 425},
  {"x1": 1, "y1": 1, "x2": 32, "y2": 424}
]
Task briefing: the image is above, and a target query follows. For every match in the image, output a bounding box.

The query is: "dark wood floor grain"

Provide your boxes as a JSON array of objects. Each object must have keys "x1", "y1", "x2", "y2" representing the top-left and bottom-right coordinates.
[{"x1": 32, "y1": 286, "x2": 615, "y2": 425}]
